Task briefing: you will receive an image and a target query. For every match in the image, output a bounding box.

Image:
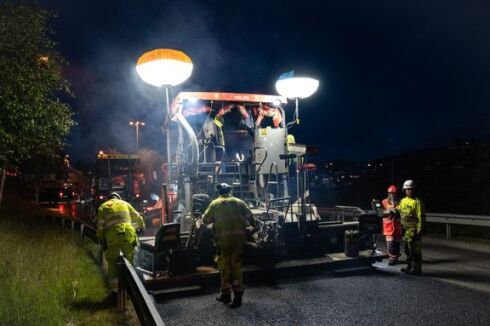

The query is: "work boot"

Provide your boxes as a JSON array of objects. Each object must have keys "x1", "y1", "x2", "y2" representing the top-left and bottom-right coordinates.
[
  {"x1": 231, "y1": 291, "x2": 243, "y2": 308},
  {"x1": 401, "y1": 258, "x2": 412, "y2": 274},
  {"x1": 388, "y1": 258, "x2": 398, "y2": 266},
  {"x1": 216, "y1": 293, "x2": 231, "y2": 304},
  {"x1": 411, "y1": 256, "x2": 422, "y2": 275}
]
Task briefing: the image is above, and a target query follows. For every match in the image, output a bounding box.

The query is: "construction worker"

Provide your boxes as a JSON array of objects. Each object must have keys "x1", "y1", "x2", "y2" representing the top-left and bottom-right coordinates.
[
  {"x1": 96, "y1": 192, "x2": 145, "y2": 299},
  {"x1": 398, "y1": 180, "x2": 425, "y2": 275},
  {"x1": 202, "y1": 183, "x2": 255, "y2": 307},
  {"x1": 381, "y1": 185, "x2": 401, "y2": 265}
]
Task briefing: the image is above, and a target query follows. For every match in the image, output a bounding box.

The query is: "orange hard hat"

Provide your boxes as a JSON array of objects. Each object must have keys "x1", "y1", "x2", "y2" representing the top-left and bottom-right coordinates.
[{"x1": 387, "y1": 185, "x2": 397, "y2": 193}]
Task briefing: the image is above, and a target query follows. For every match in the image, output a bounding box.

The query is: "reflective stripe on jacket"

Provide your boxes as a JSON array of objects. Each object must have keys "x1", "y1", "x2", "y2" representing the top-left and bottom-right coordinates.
[
  {"x1": 96, "y1": 198, "x2": 144, "y2": 241},
  {"x1": 202, "y1": 194, "x2": 254, "y2": 249}
]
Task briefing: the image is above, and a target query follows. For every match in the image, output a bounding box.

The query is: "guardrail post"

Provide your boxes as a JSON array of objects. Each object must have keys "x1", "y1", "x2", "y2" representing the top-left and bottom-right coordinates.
[
  {"x1": 80, "y1": 224, "x2": 85, "y2": 239},
  {"x1": 62, "y1": 218, "x2": 65, "y2": 228},
  {"x1": 446, "y1": 223, "x2": 451, "y2": 240},
  {"x1": 98, "y1": 244, "x2": 103, "y2": 265},
  {"x1": 117, "y1": 255, "x2": 126, "y2": 312},
  {"x1": 71, "y1": 220, "x2": 75, "y2": 232}
]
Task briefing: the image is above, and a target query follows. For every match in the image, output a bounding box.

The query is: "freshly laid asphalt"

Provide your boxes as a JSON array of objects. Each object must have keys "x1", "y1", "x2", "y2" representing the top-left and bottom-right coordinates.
[
  {"x1": 52, "y1": 203, "x2": 489, "y2": 325},
  {"x1": 155, "y1": 237, "x2": 490, "y2": 326}
]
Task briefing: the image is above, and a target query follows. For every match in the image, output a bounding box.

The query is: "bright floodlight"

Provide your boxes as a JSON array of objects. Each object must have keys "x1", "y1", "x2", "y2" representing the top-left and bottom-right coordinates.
[
  {"x1": 188, "y1": 96, "x2": 199, "y2": 104},
  {"x1": 275, "y1": 77, "x2": 319, "y2": 99},
  {"x1": 136, "y1": 49, "x2": 193, "y2": 87}
]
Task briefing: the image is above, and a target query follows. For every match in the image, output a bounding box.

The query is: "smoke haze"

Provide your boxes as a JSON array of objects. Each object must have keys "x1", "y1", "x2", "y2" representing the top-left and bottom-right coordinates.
[{"x1": 39, "y1": 0, "x2": 490, "y2": 163}]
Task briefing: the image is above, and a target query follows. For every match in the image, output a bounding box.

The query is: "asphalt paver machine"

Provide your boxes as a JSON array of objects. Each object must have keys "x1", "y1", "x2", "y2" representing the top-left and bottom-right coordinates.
[{"x1": 136, "y1": 92, "x2": 382, "y2": 283}]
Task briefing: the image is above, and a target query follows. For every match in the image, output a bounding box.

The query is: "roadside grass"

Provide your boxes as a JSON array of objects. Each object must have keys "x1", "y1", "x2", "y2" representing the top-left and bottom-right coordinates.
[{"x1": 0, "y1": 213, "x2": 139, "y2": 325}]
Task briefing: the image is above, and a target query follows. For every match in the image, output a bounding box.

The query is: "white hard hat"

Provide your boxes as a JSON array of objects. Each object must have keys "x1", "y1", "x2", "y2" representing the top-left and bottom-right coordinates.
[
  {"x1": 216, "y1": 183, "x2": 232, "y2": 195},
  {"x1": 108, "y1": 192, "x2": 121, "y2": 199},
  {"x1": 403, "y1": 180, "x2": 415, "y2": 190}
]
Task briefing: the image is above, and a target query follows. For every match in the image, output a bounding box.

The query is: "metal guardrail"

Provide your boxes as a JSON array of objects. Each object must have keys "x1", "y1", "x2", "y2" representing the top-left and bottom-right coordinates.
[
  {"x1": 318, "y1": 207, "x2": 490, "y2": 240},
  {"x1": 41, "y1": 213, "x2": 164, "y2": 326},
  {"x1": 118, "y1": 257, "x2": 165, "y2": 326},
  {"x1": 426, "y1": 213, "x2": 490, "y2": 240}
]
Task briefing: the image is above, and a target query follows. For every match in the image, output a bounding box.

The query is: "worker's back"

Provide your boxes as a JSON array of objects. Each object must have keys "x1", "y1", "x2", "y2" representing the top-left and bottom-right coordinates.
[
  {"x1": 203, "y1": 194, "x2": 252, "y2": 249},
  {"x1": 97, "y1": 198, "x2": 144, "y2": 240}
]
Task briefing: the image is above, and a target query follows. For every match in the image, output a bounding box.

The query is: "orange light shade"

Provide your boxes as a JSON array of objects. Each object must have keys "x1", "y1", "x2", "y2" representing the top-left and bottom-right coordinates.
[
  {"x1": 136, "y1": 48, "x2": 193, "y2": 87},
  {"x1": 136, "y1": 49, "x2": 192, "y2": 65}
]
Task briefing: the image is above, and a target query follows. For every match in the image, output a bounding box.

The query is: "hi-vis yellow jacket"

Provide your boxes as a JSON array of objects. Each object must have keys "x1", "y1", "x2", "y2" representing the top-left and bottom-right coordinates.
[
  {"x1": 202, "y1": 194, "x2": 254, "y2": 249},
  {"x1": 398, "y1": 196, "x2": 425, "y2": 233},
  {"x1": 96, "y1": 198, "x2": 145, "y2": 241}
]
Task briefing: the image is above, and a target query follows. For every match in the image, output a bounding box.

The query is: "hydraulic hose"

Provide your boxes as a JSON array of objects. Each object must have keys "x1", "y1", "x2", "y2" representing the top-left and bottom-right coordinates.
[{"x1": 175, "y1": 113, "x2": 199, "y2": 179}]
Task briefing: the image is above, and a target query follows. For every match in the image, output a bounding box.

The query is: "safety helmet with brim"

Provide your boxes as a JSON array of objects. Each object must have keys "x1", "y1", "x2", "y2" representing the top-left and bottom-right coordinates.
[
  {"x1": 403, "y1": 180, "x2": 415, "y2": 190},
  {"x1": 108, "y1": 192, "x2": 121, "y2": 200}
]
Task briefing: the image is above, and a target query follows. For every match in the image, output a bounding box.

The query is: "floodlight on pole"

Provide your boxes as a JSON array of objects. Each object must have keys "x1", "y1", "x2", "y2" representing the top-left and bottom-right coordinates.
[
  {"x1": 275, "y1": 73, "x2": 319, "y2": 125},
  {"x1": 135, "y1": 48, "x2": 193, "y2": 187},
  {"x1": 136, "y1": 49, "x2": 193, "y2": 87},
  {"x1": 275, "y1": 72, "x2": 319, "y2": 228}
]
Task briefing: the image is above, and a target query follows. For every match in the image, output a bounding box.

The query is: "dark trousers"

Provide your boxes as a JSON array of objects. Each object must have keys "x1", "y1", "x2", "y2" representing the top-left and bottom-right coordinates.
[
  {"x1": 387, "y1": 240, "x2": 401, "y2": 259},
  {"x1": 403, "y1": 227, "x2": 422, "y2": 272}
]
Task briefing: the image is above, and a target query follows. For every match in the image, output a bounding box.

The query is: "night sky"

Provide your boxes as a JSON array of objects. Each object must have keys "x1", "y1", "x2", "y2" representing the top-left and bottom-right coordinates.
[{"x1": 38, "y1": 0, "x2": 490, "y2": 163}]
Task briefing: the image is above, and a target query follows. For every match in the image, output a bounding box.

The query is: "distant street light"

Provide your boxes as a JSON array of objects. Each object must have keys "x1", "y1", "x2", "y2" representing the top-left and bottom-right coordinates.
[
  {"x1": 129, "y1": 121, "x2": 145, "y2": 153},
  {"x1": 275, "y1": 72, "x2": 319, "y2": 126},
  {"x1": 38, "y1": 56, "x2": 49, "y2": 64}
]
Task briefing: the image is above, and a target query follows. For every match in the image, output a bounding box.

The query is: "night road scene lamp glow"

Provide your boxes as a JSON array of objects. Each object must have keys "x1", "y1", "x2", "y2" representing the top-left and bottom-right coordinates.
[
  {"x1": 135, "y1": 48, "x2": 193, "y2": 181},
  {"x1": 275, "y1": 72, "x2": 319, "y2": 126},
  {"x1": 136, "y1": 48, "x2": 193, "y2": 87}
]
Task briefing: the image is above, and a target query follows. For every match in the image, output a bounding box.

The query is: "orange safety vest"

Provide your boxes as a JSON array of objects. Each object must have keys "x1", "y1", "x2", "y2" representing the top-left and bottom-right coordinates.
[{"x1": 381, "y1": 198, "x2": 401, "y2": 239}]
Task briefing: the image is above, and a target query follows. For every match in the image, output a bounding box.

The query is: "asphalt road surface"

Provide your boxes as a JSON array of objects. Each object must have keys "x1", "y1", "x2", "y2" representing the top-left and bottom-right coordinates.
[
  {"x1": 50, "y1": 203, "x2": 490, "y2": 325},
  {"x1": 155, "y1": 237, "x2": 490, "y2": 326}
]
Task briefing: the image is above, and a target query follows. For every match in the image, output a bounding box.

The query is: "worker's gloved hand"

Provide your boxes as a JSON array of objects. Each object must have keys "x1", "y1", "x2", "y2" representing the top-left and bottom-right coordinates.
[
  {"x1": 195, "y1": 218, "x2": 202, "y2": 229},
  {"x1": 416, "y1": 228, "x2": 423, "y2": 236}
]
